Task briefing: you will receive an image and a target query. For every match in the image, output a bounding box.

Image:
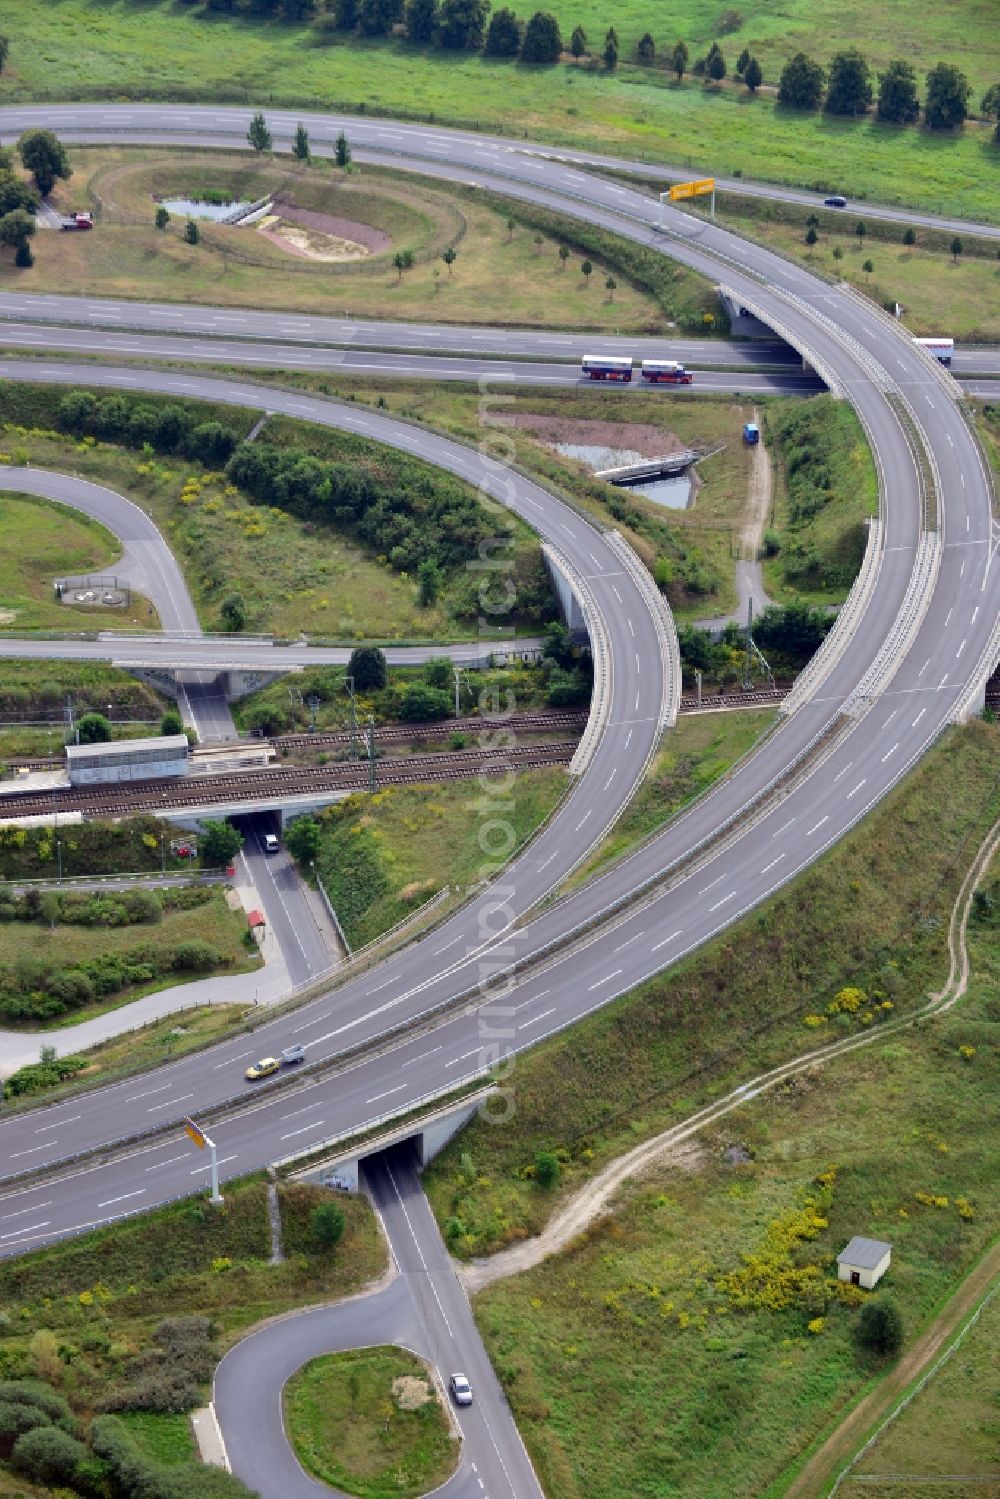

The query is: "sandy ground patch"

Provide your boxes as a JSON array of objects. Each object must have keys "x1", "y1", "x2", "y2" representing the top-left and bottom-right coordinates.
[{"x1": 503, "y1": 412, "x2": 688, "y2": 458}]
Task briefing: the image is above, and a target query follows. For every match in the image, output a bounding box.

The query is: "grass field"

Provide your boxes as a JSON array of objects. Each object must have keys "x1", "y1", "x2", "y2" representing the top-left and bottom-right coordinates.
[
  {"x1": 284, "y1": 1348, "x2": 459, "y2": 1499},
  {"x1": 0, "y1": 888, "x2": 259, "y2": 1031},
  {"x1": 304, "y1": 768, "x2": 567, "y2": 948},
  {"x1": 0, "y1": 489, "x2": 158, "y2": 632},
  {"x1": 22, "y1": 150, "x2": 665, "y2": 331},
  {"x1": 837, "y1": 1293, "x2": 1000, "y2": 1495},
  {"x1": 0, "y1": 416, "x2": 544, "y2": 641},
  {"x1": 1, "y1": 0, "x2": 998, "y2": 221},
  {"x1": 472, "y1": 972, "x2": 999, "y2": 1499},
  {"x1": 0, "y1": 660, "x2": 167, "y2": 760},
  {"x1": 424, "y1": 718, "x2": 1000, "y2": 1258}
]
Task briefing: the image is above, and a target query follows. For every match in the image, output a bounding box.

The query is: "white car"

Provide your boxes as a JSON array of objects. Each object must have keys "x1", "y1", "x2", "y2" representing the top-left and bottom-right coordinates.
[
  {"x1": 449, "y1": 1373, "x2": 473, "y2": 1406},
  {"x1": 263, "y1": 833, "x2": 279, "y2": 853}
]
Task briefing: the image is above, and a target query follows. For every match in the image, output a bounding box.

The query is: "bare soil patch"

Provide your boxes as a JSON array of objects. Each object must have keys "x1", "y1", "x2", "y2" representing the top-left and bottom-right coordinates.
[
  {"x1": 257, "y1": 204, "x2": 392, "y2": 263},
  {"x1": 504, "y1": 412, "x2": 688, "y2": 458}
]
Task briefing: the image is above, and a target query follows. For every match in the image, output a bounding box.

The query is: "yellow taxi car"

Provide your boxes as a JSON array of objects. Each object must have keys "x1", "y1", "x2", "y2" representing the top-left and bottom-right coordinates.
[{"x1": 245, "y1": 1056, "x2": 280, "y2": 1081}]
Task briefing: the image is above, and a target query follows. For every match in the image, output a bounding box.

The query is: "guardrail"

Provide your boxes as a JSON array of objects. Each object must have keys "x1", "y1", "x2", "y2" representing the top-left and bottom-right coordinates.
[
  {"x1": 780, "y1": 518, "x2": 883, "y2": 719},
  {"x1": 605, "y1": 530, "x2": 681, "y2": 729},
  {"x1": 715, "y1": 283, "x2": 843, "y2": 397},
  {"x1": 539, "y1": 545, "x2": 610, "y2": 778},
  {"x1": 841, "y1": 531, "x2": 942, "y2": 717}
]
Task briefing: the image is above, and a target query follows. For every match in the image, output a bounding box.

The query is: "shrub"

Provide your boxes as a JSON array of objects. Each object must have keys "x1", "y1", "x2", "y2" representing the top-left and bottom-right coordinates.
[
  {"x1": 398, "y1": 683, "x2": 452, "y2": 721},
  {"x1": 857, "y1": 1295, "x2": 903, "y2": 1355},
  {"x1": 534, "y1": 1150, "x2": 561, "y2": 1188},
  {"x1": 311, "y1": 1201, "x2": 346, "y2": 1248},
  {"x1": 171, "y1": 940, "x2": 220, "y2": 972},
  {"x1": 11, "y1": 1426, "x2": 88, "y2": 1487}
]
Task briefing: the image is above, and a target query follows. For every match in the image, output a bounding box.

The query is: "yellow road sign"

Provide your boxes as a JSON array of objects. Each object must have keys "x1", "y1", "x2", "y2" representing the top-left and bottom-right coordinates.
[
  {"x1": 184, "y1": 1117, "x2": 207, "y2": 1149},
  {"x1": 669, "y1": 177, "x2": 715, "y2": 200}
]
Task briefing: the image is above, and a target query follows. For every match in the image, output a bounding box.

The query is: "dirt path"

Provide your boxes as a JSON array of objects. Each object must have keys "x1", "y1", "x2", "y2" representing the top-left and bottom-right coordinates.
[
  {"x1": 788, "y1": 1243, "x2": 1000, "y2": 1498},
  {"x1": 459, "y1": 808, "x2": 1000, "y2": 1297},
  {"x1": 742, "y1": 406, "x2": 772, "y2": 560}
]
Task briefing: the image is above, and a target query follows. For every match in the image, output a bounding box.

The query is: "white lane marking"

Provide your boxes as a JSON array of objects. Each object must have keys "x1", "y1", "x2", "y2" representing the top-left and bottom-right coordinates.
[
  {"x1": 946, "y1": 432, "x2": 953, "y2": 446},
  {"x1": 588, "y1": 969, "x2": 623, "y2": 991},
  {"x1": 627, "y1": 617, "x2": 634, "y2": 636},
  {"x1": 760, "y1": 854, "x2": 785, "y2": 874},
  {"x1": 191, "y1": 1154, "x2": 238, "y2": 1176},
  {"x1": 613, "y1": 931, "x2": 644, "y2": 952},
  {"x1": 280, "y1": 1121, "x2": 325, "y2": 1140},
  {"x1": 944, "y1": 607, "x2": 953, "y2": 627},
  {"x1": 912, "y1": 707, "x2": 927, "y2": 726},
  {"x1": 624, "y1": 728, "x2": 633, "y2": 750},
  {"x1": 277, "y1": 1099, "x2": 324, "y2": 1122},
  {"x1": 147, "y1": 1093, "x2": 194, "y2": 1113},
  {"x1": 144, "y1": 1154, "x2": 190, "y2": 1173},
  {"x1": 34, "y1": 1115, "x2": 81, "y2": 1133},
  {"x1": 9, "y1": 1144, "x2": 52, "y2": 1159},
  {"x1": 518, "y1": 1007, "x2": 556, "y2": 1031},
  {"x1": 832, "y1": 761, "x2": 853, "y2": 784},
  {"x1": 698, "y1": 874, "x2": 725, "y2": 895},
  {"x1": 917, "y1": 657, "x2": 930, "y2": 677},
  {"x1": 0, "y1": 1221, "x2": 50, "y2": 1241},
  {"x1": 0, "y1": 1201, "x2": 51, "y2": 1221},
  {"x1": 881, "y1": 711, "x2": 897, "y2": 729},
  {"x1": 709, "y1": 892, "x2": 736, "y2": 912},
  {"x1": 125, "y1": 1083, "x2": 174, "y2": 1101},
  {"x1": 213, "y1": 1049, "x2": 256, "y2": 1067},
  {"x1": 444, "y1": 1047, "x2": 483, "y2": 1068},
  {"x1": 433, "y1": 935, "x2": 463, "y2": 955},
  {"x1": 366, "y1": 976, "x2": 394, "y2": 994},
  {"x1": 365, "y1": 1084, "x2": 407, "y2": 1105},
  {"x1": 98, "y1": 1190, "x2": 146, "y2": 1208},
  {"x1": 971, "y1": 605, "x2": 979, "y2": 625},
  {"x1": 603, "y1": 768, "x2": 617, "y2": 790},
  {"x1": 956, "y1": 638, "x2": 967, "y2": 658},
  {"x1": 772, "y1": 817, "x2": 796, "y2": 838},
  {"x1": 401, "y1": 1046, "x2": 443, "y2": 1068},
  {"x1": 611, "y1": 585, "x2": 622, "y2": 602},
  {"x1": 938, "y1": 674, "x2": 950, "y2": 689},
  {"x1": 881, "y1": 741, "x2": 899, "y2": 762},
  {"x1": 575, "y1": 809, "x2": 592, "y2": 831},
  {"x1": 634, "y1": 690, "x2": 641, "y2": 712},
  {"x1": 384, "y1": 1161, "x2": 453, "y2": 1340},
  {"x1": 806, "y1": 815, "x2": 829, "y2": 835},
  {"x1": 845, "y1": 779, "x2": 867, "y2": 799}
]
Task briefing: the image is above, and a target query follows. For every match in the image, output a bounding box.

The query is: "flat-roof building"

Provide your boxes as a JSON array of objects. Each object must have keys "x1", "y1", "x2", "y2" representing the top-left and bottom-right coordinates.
[
  {"x1": 65, "y1": 734, "x2": 189, "y2": 786},
  {"x1": 837, "y1": 1236, "x2": 892, "y2": 1290}
]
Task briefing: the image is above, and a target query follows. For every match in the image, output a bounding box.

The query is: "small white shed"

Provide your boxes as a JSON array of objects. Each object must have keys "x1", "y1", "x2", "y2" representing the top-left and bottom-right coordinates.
[{"x1": 837, "y1": 1236, "x2": 892, "y2": 1290}]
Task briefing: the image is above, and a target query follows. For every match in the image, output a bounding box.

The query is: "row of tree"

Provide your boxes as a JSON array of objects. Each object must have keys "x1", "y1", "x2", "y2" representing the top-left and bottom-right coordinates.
[
  {"x1": 0, "y1": 131, "x2": 74, "y2": 269},
  {"x1": 777, "y1": 52, "x2": 991, "y2": 133}
]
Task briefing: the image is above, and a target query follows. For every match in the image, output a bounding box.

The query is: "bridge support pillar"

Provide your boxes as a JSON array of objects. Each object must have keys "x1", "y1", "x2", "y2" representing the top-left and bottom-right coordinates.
[{"x1": 543, "y1": 547, "x2": 588, "y2": 642}]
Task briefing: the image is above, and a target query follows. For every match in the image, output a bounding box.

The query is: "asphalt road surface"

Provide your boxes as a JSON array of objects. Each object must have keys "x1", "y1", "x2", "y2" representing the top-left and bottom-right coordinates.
[
  {"x1": 0, "y1": 111, "x2": 994, "y2": 1274},
  {"x1": 214, "y1": 1145, "x2": 542, "y2": 1499}
]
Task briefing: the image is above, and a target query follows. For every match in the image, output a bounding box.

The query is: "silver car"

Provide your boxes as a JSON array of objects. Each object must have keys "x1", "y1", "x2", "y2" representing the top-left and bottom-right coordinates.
[{"x1": 449, "y1": 1373, "x2": 473, "y2": 1406}]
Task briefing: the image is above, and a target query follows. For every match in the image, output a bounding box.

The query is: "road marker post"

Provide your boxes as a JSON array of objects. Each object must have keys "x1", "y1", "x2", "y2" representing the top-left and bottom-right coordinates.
[{"x1": 185, "y1": 1117, "x2": 224, "y2": 1205}]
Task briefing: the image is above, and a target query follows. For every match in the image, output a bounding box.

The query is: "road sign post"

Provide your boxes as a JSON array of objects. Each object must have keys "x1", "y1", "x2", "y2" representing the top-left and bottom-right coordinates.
[{"x1": 185, "y1": 1117, "x2": 223, "y2": 1205}]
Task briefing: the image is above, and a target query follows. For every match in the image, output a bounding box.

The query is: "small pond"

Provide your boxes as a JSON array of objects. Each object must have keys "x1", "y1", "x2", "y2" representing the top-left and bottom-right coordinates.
[
  {"x1": 158, "y1": 197, "x2": 253, "y2": 221},
  {"x1": 554, "y1": 441, "x2": 692, "y2": 510},
  {"x1": 555, "y1": 442, "x2": 647, "y2": 470},
  {"x1": 620, "y1": 473, "x2": 692, "y2": 510}
]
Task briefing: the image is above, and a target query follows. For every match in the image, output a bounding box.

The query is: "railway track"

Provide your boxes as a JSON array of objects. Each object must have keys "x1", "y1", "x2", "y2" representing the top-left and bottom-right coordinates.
[
  {"x1": 271, "y1": 709, "x2": 590, "y2": 753},
  {"x1": 0, "y1": 741, "x2": 577, "y2": 820}
]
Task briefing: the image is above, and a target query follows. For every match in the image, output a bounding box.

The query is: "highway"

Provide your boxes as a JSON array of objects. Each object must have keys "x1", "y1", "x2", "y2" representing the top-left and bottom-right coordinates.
[
  {"x1": 214, "y1": 1144, "x2": 543, "y2": 1499},
  {"x1": 0, "y1": 108, "x2": 994, "y2": 1275}
]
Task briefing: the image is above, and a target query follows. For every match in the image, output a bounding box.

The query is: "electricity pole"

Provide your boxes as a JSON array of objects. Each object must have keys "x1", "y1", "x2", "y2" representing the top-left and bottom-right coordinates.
[{"x1": 367, "y1": 716, "x2": 376, "y2": 793}]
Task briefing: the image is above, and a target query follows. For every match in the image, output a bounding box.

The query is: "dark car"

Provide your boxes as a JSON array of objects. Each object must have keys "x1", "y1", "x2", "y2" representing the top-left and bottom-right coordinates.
[{"x1": 823, "y1": 195, "x2": 848, "y2": 208}]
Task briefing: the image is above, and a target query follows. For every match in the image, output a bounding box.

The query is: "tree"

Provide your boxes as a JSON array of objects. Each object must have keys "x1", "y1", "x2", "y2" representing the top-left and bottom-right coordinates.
[
  {"x1": 335, "y1": 130, "x2": 352, "y2": 168},
  {"x1": 877, "y1": 59, "x2": 920, "y2": 124},
  {"x1": 436, "y1": 0, "x2": 490, "y2": 50},
  {"x1": 424, "y1": 656, "x2": 453, "y2": 689},
  {"x1": 247, "y1": 111, "x2": 272, "y2": 153},
  {"x1": 17, "y1": 130, "x2": 71, "y2": 195},
  {"x1": 825, "y1": 48, "x2": 872, "y2": 115},
  {"x1": 76, "y1": 712, "x2": 111, "y2": 744},
  {"x1": 184, "y1": 218, "x2": 200, "y2": 246},
  {"x1": 154, "y1": 204, "x2": 169, "y2": 230},
  {"x1": 855, "y1": 219, "x2": 867, "y2": 242},
  {"x1": 161, "y1": 708, "x2": 184, "y2": 735},
  {"x1": 393, "y1": 248, "x2": 415, "y2": 279},
  {"x1": 777, "y1": 52, "x2": 826, "y2": 110},
  {"x1": 636, "y1": 31, "x2": 655, "y2": 63},
  {"x1": 736, "y1": 45, "x2": 749, "y2": 75},
  {"x1": 0, "y1": 36, "x2": 8, "y2": 74},
  {"x1": 358, "y1": 0, "x2": 403, "y2": 34},
  {"x1": 417, "y1": 557, "x2": 442, "y2": 605},
  {"x1": 506, "y1": 215, "x2": 516, "y2": 239},
  {"x1": 405, "y1": 0, "x2": 438, "y2": 40},
  {"x1": 924, "y1": 61, "x2": 971, "y2": 130},
  {"x1": 744, "y1": 55, "x2": 762, "y2": 92},
  {"x1": 862, "y1": 257, "x2": 873, "y2": 279},
  {"x1": 981, "y1": 84, "x2": 1000, "y2": 141},
  {"x1": 199, "y1": 820, "x2": 243, "y2": 867},
  {"x1": 38, "y1": 892, "x2": 60, "y2": 932},
  {"x1": 348, "y1": 645, "x2": 387, "y2": 690},
  {"x1": 857, "y1": 1296, "x2": 903, "y2": 1356},
  {"x1": 334, "y1": 0, "x2": 358, "y2": 25},
  {"x1": 285, "y1": 815, "x2": 321, "y2": 863},
  {"x1": 311, "y1": 1200, "x2": 346, "y2": 1248},
  {"x1": 532, "y1": 230, "x2": 543, "y2": 252},
  {"x1": 220, "y1": 592, "x2": 246, "y2": 631},
  {"x1": 580, "y1": 258, "x2": 593, "y2": 286},
  {"x1": 520, "y1": 11, "x2": 561, "y2": 62},
  {"x1": 441, "y1": 244, "x2": 457, "y2": 275},
  {"x1": 292, "y1": 122, "x2": 310, "y2": 161},
  {"x1": 558, "y1": 242, "x2": 570, "y2": 269},
  {"x1": 485, "y1": 6, "x2": 521, "y2": 54},
  {"x1": 605, "y1": 275, "x2": 617, "y2": 300},
  {"x1": 670, "y1": 39, "x2": 689, "y2": 80},
  {"x1": 0, "y1": 170, "x2": 37, "y2": 217},
  {"x1": 805, "y1": 225, "x2": 818, "y2": 251},
  {"x1": 706, "y1": 47, "x2": 726, "y2": 83},
  {"x1": 903, "y1": 225, "x2": 916, "y2": 245},
  {"x1": 603, "y1": 27, "x2": 618, "y2": 68},
  {"x1": 0, "y1": 208, "x2": 35, "y2": 252},
  {"x1": 832, "y1": 245, "x2": 843, "y2": 261},
  {"x1": 534, "y1": 1149, "x2": 560, "y2": 1187},
  {"x1": 14, "y1": 241, "x2": 32, "y2": 268},
  {"x1": 950, "y1": 236, "x2": 963, "y2": 262},
  {"x1": 569, "y1": 24, "x2": 586, "y2": 57}
]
